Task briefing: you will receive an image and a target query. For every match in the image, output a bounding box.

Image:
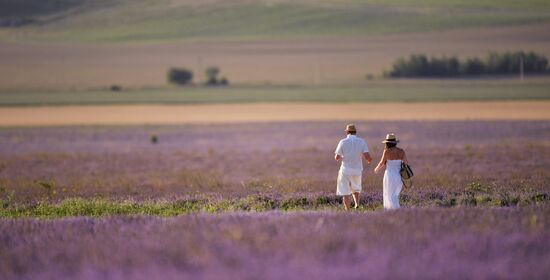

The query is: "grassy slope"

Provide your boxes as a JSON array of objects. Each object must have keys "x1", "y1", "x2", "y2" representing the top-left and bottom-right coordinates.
[
  {"x1": 1, "y1": 0, "x2": 550, "y2": 42},
  {"x1": 1, "y1": 84, "x2": 549, "y2": 106}
]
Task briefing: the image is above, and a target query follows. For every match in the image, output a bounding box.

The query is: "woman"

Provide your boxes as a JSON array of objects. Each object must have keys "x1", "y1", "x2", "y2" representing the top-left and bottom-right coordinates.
[{"x1": 374, "y1": 133, "x2": 408, "y2": 210}]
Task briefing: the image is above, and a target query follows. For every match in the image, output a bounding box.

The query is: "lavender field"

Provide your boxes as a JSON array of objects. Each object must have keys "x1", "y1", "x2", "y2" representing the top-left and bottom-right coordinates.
[
  {"x1": 2, "y1": 207, "x2": 549, "y2": 279},
  {"x1": 0, "y1": 121, "x2": 549, "y2": 210},
  {"x1": 1, "y1": 120, "x2": 550, "y2": 279}
]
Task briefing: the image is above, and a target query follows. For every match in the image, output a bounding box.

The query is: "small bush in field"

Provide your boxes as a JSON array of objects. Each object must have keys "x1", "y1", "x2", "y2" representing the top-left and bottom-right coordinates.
[
  {"x1": 465, "y1": 182, "x2": 493, "y2": 194},
  {"x1": 167, "y1": 68, "x2": 193, "y2": 86},
  {"x1": 205, "y1": 66, "x2": 220, "y2": 85},
  {"x1": 36, "y1": 180, "x2": 56, "y2": 197},
  {"x1": 110, "y1": 85, "x2": 122, "y2": 91},
  {"x1": 219, "y1": 77, "x2": 229, "y2": 86},
  {"x1": 204, "y1": 66, "x2": 229, "y2": 86}
]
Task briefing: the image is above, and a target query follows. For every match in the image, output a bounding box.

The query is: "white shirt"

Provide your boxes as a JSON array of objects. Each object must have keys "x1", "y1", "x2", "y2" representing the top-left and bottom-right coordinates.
[{"x1": 335, "y1": 135, "x2": 369, "y2": 175}]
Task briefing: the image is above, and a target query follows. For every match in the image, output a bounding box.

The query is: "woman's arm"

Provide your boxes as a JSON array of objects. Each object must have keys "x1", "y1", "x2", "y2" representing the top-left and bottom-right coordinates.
[
  {"x1": 402, "y1": 149, "x2": 408, "y2": 165},
  {"x1": 374, "y1": 149, "x2": 387, "y2": 174}
]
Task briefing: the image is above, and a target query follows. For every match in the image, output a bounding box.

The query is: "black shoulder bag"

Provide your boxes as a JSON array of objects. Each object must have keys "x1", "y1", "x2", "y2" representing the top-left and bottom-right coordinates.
[{"x1": 400, "y1": 162, "x2": 414, "y2": 188}]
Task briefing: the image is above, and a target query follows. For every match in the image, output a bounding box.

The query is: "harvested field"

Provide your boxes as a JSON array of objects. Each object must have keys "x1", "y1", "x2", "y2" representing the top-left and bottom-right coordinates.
[
  {"x1": 0, "y1": 101, "x2": 549, "y2": 127},
  {"x1": 1, "y1": 22, "x2": 550, "y2": 89}
]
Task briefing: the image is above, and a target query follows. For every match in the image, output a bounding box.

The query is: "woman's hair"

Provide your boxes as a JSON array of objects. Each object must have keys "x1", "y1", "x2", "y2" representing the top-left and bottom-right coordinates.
[{"x1": 385, "y1": 142, "x2": 397, "y2": 149}]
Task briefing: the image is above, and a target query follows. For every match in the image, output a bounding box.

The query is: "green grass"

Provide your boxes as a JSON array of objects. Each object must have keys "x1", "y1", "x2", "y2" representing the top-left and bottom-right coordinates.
[
  {"x1": 0, "y1": 84, "x2": 549, "y2": 106},
  {"x1": 1, "y1": 191, "x2": 549, "y2": 218},
  {"x1": 1, "y1": 0, "x2": 550, "y2": 43},
  {"x1": 360, "y1": 0, "x2": 550, "y2": 9},
  {"x1": 0, "y1": 196, "x2": 335, "y2": 218}
]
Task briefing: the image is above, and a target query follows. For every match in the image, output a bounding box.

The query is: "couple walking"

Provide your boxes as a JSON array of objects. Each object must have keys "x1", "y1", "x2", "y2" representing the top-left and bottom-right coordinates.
[{"x1": 334, "y1": 124, "x2": 408, "y2": 211}]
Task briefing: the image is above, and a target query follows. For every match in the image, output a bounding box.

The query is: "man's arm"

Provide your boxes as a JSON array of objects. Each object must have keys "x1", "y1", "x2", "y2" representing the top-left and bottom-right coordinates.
[
  {"x1": 362, "y1": 140, "x2": 372, "y2": 164},
  {"x1": 334, "y1": 140, "x2": 343, "y2": 161},
  {"x1": 363, "y1": 152, "x2": 372, "y2": 164}
]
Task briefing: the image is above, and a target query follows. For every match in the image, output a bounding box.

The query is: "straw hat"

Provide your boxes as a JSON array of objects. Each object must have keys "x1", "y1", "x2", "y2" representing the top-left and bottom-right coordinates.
[
  {"x1": 345, "y1": 124, "x2": 357, "y2": 133},
  {"x1": 382, "y1": 133, "x2": 399, "y2": 143}
]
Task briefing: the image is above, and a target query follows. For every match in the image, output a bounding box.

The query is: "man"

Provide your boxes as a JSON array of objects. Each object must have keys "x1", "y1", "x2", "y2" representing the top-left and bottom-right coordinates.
[{"x1": 334, "y1": 124, "x2": 372, "y2": 211}]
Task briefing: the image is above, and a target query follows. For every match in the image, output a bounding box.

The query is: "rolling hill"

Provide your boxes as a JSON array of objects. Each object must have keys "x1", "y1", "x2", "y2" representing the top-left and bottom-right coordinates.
[{"x1": 1, "y1": 0, "x2": 550, "y2": 43}]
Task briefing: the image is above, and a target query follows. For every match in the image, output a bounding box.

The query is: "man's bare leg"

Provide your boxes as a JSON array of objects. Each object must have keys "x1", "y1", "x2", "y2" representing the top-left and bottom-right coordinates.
[
  {"x1": 343, "y1": 195, "x2": 351, "y2": 211},
  {"x1": 352, "y1": 192, "x2": 360, "y2": 209}
]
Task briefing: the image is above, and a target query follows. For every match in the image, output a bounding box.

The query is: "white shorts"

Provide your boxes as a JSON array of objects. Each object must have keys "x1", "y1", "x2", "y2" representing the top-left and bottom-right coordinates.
[{"x1": 336, "y1": 171, "x2": 362, "y2": 196}]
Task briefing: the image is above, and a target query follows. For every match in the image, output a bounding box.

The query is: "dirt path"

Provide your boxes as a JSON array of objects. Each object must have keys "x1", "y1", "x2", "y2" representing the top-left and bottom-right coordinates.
[{"x1": 1, "y1": 102, "x2": 548, "y2": 126}]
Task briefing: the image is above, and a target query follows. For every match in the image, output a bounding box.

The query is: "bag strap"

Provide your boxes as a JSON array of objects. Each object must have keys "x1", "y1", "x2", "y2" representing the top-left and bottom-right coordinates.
[
  {"x1": 402, "y1": 161, "x2": 412, "y2": 188},
  {"x1": 402, "y1": 178, "x2": 413, "y2": 188}
]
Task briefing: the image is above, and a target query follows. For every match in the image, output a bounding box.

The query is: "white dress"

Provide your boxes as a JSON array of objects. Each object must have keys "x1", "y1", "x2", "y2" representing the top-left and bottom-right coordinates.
[{"x1": 383, "y1": 160, "x2": 403, "y2": 210}]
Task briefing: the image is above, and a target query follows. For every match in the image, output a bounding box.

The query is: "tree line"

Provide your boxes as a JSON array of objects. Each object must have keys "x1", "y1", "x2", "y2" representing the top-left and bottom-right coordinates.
[{"x1": 387, "y1": 51, "x2": 549, "y2": 78}]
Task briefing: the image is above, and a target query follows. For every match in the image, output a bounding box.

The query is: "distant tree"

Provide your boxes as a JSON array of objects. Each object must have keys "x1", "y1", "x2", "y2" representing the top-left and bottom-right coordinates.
[
  {"x1": 445, "y1": 56, "x2": 460, "y2": 76},
  {"x1": 205, "y1": 66, "x2": 220, "y2": 85},
  {"x1": 427, "y1": 56, "x2": 459, "y2": 76},
  {"x1": 485, "y1": 51, "x2": 513, "y2": 74},
  {"x1": 204, "y1": 66, "x2": 229, "y2": 86},
  {"x1": 407, "y1": 54, "x2": 429, "y2": 76},
  {"x1": 219, "y1": 77, "x2": 229, "y2": 86},
  {"x1": 168, "y1": 68, "x2": 193, "y2": 86},
  {"x1": 428, "y1": 56, "x2": 447, "y2": 76},
  {"x1": 389, "y1": 55, "x2": 429, "y2": 77},
  {"x1": 110, "y1": 85, "x2": 122, "y2": 92},
  {"x1": 460, "y1": 58, "x2": 485, "y2": 75},
  {"x1": 388, "y1": 57, "x2": 409, "y2": 77},
  {"x1": 520, "y1": 51, "x2": 548, "y2": 73}
]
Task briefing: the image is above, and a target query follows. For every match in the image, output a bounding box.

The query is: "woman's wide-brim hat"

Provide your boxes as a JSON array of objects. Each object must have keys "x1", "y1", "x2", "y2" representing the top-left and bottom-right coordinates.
[{"x1": 382, "y1": 133, "x2": 399, "y2": 143}]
